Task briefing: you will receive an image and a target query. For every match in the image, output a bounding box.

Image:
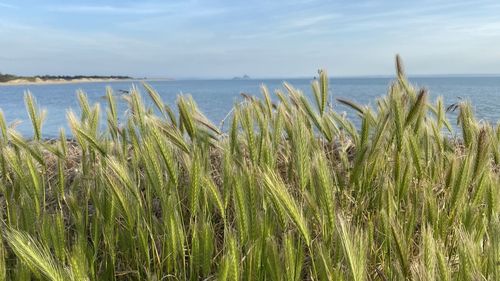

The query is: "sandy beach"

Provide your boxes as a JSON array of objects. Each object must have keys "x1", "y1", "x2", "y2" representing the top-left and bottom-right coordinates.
[{"x1": 0, "y1": 77, "x2": 141, "y2": 86}]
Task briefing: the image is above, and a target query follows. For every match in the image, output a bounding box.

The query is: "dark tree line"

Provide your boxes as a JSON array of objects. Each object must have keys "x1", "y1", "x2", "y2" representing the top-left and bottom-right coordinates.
[
  {"x1": 0, "y1": 73, "x2": 19, "y2": 82},
  {"x1": 0, "y1": 72, "x2": 132, "y2": 82},
  {"x1": 35, "y1": 75, "x2": 132, "y2": 80}
]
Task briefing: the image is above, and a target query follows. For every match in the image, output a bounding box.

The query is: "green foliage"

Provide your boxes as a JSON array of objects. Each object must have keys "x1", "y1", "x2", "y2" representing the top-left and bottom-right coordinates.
[{"x1": 0, "y1": 56, "x2": 499, "y2": 280}]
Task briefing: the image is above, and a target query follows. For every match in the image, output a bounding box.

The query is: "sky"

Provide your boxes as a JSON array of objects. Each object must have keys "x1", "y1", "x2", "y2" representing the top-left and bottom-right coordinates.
[{"x1": 1, "y1": 0, "x2": 500, "y2": 78}]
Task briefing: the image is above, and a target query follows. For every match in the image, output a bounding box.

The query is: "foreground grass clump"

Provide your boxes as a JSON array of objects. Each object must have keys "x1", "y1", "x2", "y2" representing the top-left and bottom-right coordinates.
[{"x1": 0, "y1": 57, "x2": 499, "y2": 280}]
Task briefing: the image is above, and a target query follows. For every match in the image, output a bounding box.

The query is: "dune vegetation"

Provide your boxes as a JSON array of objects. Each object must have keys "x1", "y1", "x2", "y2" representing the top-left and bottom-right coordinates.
[
  {"x1": 0, "y1": 73, "x2": 132, "y2": 85},
  {"x1": 0, "y1": 56, "x2": 499, "y2": 280}
]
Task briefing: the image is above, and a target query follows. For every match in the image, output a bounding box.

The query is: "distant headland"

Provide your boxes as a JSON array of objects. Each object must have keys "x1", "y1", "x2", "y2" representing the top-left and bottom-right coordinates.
[{"x1": 0, "y1": 73, "x2": 136, "y2": 86}]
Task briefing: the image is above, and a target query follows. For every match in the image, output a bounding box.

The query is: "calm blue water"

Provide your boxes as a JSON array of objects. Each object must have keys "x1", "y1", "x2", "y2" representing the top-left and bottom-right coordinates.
[{"x1": 1, "y1": 77, "x2": 500, "y2": 138}]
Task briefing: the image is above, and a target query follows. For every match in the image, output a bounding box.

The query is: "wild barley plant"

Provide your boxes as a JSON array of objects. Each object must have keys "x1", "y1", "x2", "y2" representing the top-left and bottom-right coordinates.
[{"x1": 0, "y1": 56, "x2": 498, "y2": 280}]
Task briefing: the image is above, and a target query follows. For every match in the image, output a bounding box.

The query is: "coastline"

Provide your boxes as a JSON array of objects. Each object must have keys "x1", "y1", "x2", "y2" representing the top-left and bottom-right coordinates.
[{"x1": 0, "y1": 78, "x2": 145, "y2": 86}]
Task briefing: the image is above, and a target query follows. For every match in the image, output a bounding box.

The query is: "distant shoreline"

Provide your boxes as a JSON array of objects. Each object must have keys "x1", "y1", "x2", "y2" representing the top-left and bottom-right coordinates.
[{"x1": 0, "y1": 78, "x2": 147, "y2": 86}]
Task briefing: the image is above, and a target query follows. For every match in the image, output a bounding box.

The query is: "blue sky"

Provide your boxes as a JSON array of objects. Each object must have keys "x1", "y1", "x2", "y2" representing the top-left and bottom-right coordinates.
[{"x1": 0, "y1": 0, "x2": 499, "y2": 78}]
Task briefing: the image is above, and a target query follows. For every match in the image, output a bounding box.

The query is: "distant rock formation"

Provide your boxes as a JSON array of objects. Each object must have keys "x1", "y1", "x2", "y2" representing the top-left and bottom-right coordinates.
[{"x1": 232, "y1": 74, "x2": 251, "y2": 80}]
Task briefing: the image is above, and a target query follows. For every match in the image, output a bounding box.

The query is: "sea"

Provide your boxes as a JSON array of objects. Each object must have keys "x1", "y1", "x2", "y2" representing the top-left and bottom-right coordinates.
[{"x1": 1, "y1": 76, "x2": 500, "y2": 138}]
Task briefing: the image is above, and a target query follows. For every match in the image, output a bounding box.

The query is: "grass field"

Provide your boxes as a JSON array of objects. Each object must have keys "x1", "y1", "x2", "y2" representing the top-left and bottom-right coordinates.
[{"x1": 0, "y1": 57, "x2": 499, "y2": 280}]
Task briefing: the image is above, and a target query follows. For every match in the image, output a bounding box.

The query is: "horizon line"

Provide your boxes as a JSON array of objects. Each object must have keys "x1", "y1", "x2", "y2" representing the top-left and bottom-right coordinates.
[
  {"x1": 166, "y1": 73, "x2": 500, "y2": 80},
  {"x1": 5, "y1": 73, "x2": 500, "y2": 81}
]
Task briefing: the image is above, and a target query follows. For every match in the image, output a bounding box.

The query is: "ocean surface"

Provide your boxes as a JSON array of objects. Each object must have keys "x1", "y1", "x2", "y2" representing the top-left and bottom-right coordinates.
[{"x1": 1, "y1": 77, "x2": 500, "y2": 138}]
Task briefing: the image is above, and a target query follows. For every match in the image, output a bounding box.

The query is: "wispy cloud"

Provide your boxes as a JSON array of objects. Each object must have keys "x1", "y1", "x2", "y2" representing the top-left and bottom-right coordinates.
[
  {"x1": 287, "y1": 14, "x2": 337, "y2": 28},
  {"x1": 0, "y1": 21, "x2": 38, "y2": 32},
  {"x1": 48, "y1": 4, "x2": 167, "y2": 15},
  {"x1": 46, "y1": 2, "x2": 229, "y2": 20},
  {"x1": 0, "y1": 2, "x2": 16, "y2": 8},
  {"x1": 113, "y1": 7, "x2": 229, "y2": 32}
]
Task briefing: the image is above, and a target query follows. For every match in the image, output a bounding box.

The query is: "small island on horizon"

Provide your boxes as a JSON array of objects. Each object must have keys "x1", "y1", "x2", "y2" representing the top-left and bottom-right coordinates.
[
  {"x1": 0, "y1": 73, "x2": 136, "y2": 86},
  {"x1": 232, "y1": 74, "x2": 251, "y2": 80}
]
